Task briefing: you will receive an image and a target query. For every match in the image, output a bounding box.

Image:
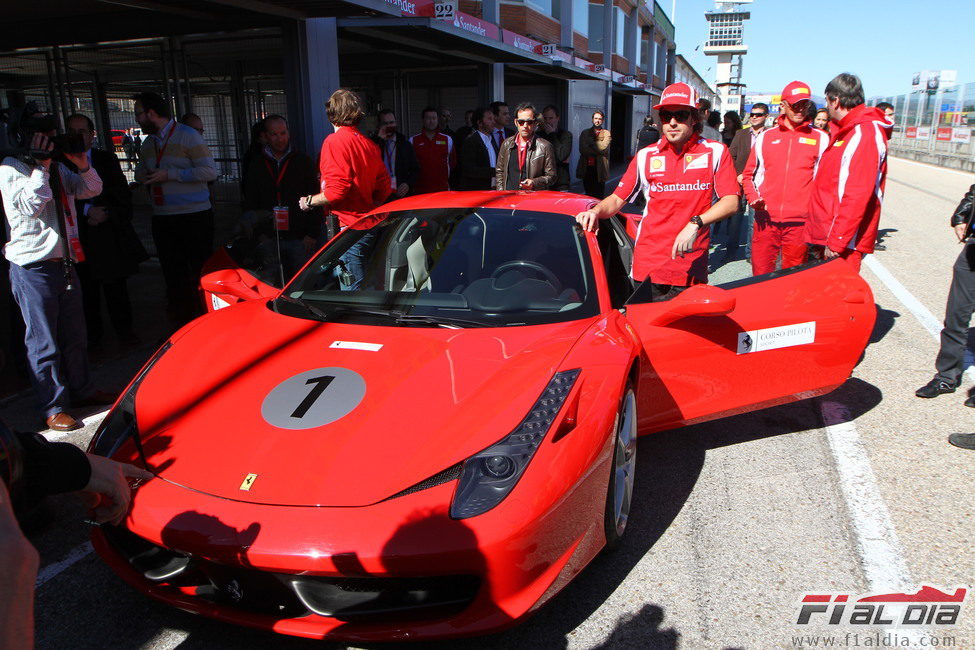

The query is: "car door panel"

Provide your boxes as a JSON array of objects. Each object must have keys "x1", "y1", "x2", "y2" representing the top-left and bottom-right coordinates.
[{"x1": 624, "y1": 260, "x2": 875, "y2": 434}]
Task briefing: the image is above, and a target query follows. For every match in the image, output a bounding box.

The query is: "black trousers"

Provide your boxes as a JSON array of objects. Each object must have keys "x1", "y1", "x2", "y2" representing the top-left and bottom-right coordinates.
[
  {"x1": 583, "y1": 167, "x2": 606, "y2": 200},
  {"x1": 935, "y1": 243, "x2": 975, "y2": 385},
  {"x1": 151, "y1": 209, "x2": 214, "y2": 325},
  {"x1": 76, "y1": 263, "x2": 134, "y2": 343}
]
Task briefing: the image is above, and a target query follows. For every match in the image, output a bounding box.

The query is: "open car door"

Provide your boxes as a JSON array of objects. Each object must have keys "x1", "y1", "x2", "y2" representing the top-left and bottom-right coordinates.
[{"x1": 623, "y1": 260, "x2": 876, "y2": 434}]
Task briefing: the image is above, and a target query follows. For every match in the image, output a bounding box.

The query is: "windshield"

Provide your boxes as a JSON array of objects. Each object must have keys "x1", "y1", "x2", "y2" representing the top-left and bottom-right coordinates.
[{"x1": 274, "y1": 208, "x2": 599, "y2": 327}]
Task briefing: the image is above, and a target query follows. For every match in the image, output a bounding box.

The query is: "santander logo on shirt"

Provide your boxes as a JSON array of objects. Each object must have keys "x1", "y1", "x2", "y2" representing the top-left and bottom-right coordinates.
[{"x1": 649, "y1": 180, "x2": 713, "y2": 192}]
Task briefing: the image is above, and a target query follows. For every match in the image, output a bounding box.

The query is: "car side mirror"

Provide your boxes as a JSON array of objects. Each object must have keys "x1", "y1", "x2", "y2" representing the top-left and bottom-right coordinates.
[
  {"x1": 200, "y1": 269, "x2": 263, "y2": 302},
  {"x1": 647, "y1": 285, "x2": 736, "y2": 326}
]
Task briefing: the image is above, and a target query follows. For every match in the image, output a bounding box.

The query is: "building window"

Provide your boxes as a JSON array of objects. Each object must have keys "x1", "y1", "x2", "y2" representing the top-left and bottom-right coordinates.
[
  {"x1": 614, "y1": 7, "x2": 625, "y2": 56},
  {"x1": 639, "y1": 28, "x2": 650, "y2": 69},
  {"x1": 655, "y1": 39, "x2": 666, "y2": 78},
  {"x1": 588, "y1": 2, "x2": 604, "y2": 53},
  {"x1": 527, "y1": 0, "x2": 554, "y2": 18},
  {"x1": 573, "y1": 0, "x2": 588, "y2": 36}
]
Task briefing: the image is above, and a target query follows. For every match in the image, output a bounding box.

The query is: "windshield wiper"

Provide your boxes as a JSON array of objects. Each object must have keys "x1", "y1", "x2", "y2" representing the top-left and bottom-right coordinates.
[
  {"x1": 308, "y1": 304, "x2": 490, "y2": 328},
  {"x1": 274, "y1": 294, "x2": 331, "y2": 321},
  {"x1": 391, "y1": 313, "x2": 491, "y2": 329},
  {"x1": 277, "y1": 298, "x2": 491, "y2": 328}
]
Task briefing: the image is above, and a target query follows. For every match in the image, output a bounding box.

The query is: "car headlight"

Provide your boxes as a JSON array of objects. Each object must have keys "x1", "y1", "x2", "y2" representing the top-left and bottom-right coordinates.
[
  {"x1": 90, "y1": 342, "x2": 172, "y2": 459},
  {"x1": 450, "y1": 368, "x2": 581, "y2": 519}
]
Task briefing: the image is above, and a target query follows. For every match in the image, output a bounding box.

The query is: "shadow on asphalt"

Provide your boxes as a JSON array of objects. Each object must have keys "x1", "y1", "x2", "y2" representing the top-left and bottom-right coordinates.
[
  {"x1": 876, "y1": 227, "x2": 898, "y2": 247},
  {"x1": 870, "y1": 305, "x2": 899, "y2": 344}
]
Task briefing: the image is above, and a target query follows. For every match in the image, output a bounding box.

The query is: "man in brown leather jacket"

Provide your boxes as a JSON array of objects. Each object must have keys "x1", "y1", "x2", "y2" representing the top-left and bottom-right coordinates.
[
  {"x1": 576, "y1": 110, "x2": 611, "y2": 198},
  {"x1": 495, "y1": 103, "x2": 557, "y2": 191}
]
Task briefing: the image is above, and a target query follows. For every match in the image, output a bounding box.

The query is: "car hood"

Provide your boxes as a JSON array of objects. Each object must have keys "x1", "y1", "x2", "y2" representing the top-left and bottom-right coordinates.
[{"x1": 134, "y1": 300, "x2": 591, "y2": 507}]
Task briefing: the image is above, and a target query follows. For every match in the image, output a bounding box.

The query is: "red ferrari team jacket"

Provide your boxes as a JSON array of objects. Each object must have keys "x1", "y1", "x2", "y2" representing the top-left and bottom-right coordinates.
[
  {"x1": 318, "y1": 126, "x2": 391, "y2": 227},
  {"x1": 742, "y1": 115, "x2": 829, "y2": 222},
  {"x1": 410, "y1": 132, "x2": 457, "y2": 193},
  {"x1": 806, "y1": 105, "x2": 893, "y2": 253},
  {"x1": 615, "y1": 137, "x2": 739, "y2": 286}
]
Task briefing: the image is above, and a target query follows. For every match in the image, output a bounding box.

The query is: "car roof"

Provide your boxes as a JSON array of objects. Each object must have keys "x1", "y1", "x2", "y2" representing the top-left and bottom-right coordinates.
[{"x1": 370, "y1": 191, "x2": 599, "y2": 219}]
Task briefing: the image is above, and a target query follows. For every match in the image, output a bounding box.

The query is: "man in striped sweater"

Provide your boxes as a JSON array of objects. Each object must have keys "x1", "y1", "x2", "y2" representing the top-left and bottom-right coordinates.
[{"x1": 133, "y1": 92, "x2": 217, "y2": 325}]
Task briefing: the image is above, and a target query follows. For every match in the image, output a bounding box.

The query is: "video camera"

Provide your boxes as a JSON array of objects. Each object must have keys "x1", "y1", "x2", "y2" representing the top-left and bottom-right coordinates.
[{"x1": 0, "y1": 102, "x2": 86, "y2": 163}]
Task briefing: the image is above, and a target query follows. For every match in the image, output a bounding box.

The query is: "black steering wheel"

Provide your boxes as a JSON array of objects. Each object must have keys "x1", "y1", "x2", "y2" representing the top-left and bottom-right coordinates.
[{"x1": 490, "y1": 260, "x2": 562, "y2": 293}]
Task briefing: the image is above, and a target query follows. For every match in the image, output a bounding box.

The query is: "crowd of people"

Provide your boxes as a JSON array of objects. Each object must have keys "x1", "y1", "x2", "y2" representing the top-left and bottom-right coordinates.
[
  {"x1": 4, "y1": 72, "x2": 973, "y2": 456},
  {"x1": 576, "y1": 74, "x2": 893, "y2": 299}
]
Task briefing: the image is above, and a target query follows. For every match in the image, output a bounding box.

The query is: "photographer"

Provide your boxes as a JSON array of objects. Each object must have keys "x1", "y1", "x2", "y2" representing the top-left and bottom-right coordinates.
[
  {"x1": 63, "y1": 114, "x2": 147, "y2": 350},
  {"x1": 0, "y1": 118, "x2": 115, "y2": 432},
  {"x1": 0, "y1": 418, "x2": 152, "y2": 648}
]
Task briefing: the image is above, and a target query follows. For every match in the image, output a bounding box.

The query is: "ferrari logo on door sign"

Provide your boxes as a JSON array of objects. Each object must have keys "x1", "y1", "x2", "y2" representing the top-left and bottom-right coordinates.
[
  {"x1": 737, "y1": 321, "x2": 816, "y2": 354},
  {"x1": 240, "y1": 473, "x2": 258, "y2": 491}
]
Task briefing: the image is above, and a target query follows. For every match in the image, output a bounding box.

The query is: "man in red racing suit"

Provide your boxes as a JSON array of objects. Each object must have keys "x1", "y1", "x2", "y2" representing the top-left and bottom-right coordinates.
[
  {"x1": 806, "y1": 73, "x2": 893, "y2": 273},
  {"x1": 575, "y1": 82, "x2": 739, "y2": 300},
  {"x1": 742, "y1": 80, "x2": 829, "y2": 276}
]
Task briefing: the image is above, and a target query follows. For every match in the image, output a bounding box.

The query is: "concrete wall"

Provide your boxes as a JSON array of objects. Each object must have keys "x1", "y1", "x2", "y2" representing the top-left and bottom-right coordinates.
[{"x1": 890, "y1": 147, "x2": 975, "y2": 173}]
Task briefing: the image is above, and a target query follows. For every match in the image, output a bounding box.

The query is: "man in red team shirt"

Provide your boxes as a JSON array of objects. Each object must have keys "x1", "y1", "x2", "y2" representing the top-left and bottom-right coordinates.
[
  {"x1": 742, "y1": 80, "x2": 829, "y2": 276},
  {"x1": 806, "y1": 73, "x2": 892, "y2": 272},
  {"x1": 298, "y1": 89, "x2": 390, "y2": 288},
  {"x1": 576, "y1": 83, "x2": 739, "y2": 299},
  {"x1": 410, "y1": 106, "x2": 457, "y2": 194}
]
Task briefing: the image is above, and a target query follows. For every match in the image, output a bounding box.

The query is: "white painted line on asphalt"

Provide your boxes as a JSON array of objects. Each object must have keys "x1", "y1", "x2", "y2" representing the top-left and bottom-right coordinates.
[
  {"x1": 821, "y1": 401, "x2": 932, "y2": 646},
  {"x1": 890, "y1": 156, "x2": 975, "y2": 178},
  {"x1": 36, "y1": 541, "x2": 93, "y2": 588},
  {"x1": 863, "y1": 255, "x2": 975, "y2": 381},
  {"x1": 863, "y1": 255, "x2": 941, "y2": 341},
  {"x1": 821, "y1": 400, "x2": 913, "y2": 591}
]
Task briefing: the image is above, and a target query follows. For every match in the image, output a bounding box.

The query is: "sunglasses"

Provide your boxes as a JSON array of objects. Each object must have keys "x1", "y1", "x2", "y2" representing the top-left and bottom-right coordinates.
[
  {"x1": 784, "y1": 100, "x2": 810, "y2": 112},
  {"x1": 659, "y1": 110, "x2": 692, "y2": 123},
  {"x1": 750, "y1": 112, "x2": 767, "y2": 118},
  {"x1": 514, "y1": 119, "x2": 536, "y2": 126}
]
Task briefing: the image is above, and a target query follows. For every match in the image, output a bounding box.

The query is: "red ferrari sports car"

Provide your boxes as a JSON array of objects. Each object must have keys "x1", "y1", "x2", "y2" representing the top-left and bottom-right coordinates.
[{"x1": 90, "y1": 191, "x2": 875, "y2": 641}]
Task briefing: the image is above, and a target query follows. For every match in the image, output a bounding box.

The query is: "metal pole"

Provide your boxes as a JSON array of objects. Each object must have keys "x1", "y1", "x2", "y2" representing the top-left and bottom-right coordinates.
[
  {"x1": 44, "y1": 51, "x2": 59, "y2": 120},
  {"x1": 50, "y1": 47, "x2": 71, "y2": 125}
]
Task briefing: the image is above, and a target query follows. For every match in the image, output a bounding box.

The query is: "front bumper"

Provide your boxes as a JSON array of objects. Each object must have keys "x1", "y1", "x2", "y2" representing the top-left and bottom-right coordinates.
[{"x1": 93, "y1": 458, "x2": 609, "y2": 641}]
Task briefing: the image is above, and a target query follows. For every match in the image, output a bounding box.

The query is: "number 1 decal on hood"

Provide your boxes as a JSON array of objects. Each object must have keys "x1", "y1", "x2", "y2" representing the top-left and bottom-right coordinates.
[
  {"x1": 261, "y1": 368, "x2": 366, "y2": 429},
  {"x1": 737, "y1": 322, "x2": 816, "y2": 355}
]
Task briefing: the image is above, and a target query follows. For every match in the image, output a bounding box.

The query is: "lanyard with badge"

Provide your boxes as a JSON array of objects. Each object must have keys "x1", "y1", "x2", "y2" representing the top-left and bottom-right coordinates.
[
  {"x1": 151, "y1": 121, "x2": 176, "y2": 206},
  {"x1": 48, "y1": 167, "x2": 85, "y2": 290},
  {"x1": 384, "y1": 140, "x2": 397, "y2": 190},
  {"x1": 265, "y1": 155, "x2": 292, "y2": 231}
]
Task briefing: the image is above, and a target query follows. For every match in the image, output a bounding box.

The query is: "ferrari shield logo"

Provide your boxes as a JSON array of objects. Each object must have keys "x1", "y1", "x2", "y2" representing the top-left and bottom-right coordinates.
[
  {"x1": 683, "y1": 152, "x2": 709, "y2": 171},
  {"x1": 240, "y1": 473, "x2": 258, "y2": 491}
]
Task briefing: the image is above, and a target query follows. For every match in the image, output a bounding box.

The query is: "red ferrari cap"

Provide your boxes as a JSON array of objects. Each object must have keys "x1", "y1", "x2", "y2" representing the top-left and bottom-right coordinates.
[
  {"x1": 654, "y1": 83, "x2": 700, "y2": 111},
  {"x1": 781, "y1": 80, "x2": 813, "y2": 105}
]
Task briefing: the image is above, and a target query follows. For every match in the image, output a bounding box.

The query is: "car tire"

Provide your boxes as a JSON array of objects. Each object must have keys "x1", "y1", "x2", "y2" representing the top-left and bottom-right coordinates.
[{"x1": 603, "y1": 382, "x2": 637, "y2": 551}]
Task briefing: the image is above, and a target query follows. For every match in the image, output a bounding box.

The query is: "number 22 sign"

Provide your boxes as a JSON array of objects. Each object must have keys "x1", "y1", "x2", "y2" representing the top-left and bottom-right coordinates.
[{"x1": 434, "y1": 1, "x2": 456, "y2": 19}]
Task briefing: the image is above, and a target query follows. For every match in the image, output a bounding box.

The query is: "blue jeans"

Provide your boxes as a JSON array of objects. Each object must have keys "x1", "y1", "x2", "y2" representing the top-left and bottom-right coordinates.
[
  {"x1": 337, "y1": 231, "x2": 377, "y2": 291},
  {"x1": 9, "y1": 260, "x2": 93, "y2": 418}
]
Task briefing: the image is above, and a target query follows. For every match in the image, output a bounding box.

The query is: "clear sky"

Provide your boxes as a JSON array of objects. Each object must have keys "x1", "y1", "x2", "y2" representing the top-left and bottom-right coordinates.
[{"x1": 669, "y1": 0, "x2": 973, "y2": 99}]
